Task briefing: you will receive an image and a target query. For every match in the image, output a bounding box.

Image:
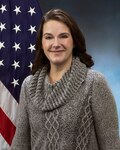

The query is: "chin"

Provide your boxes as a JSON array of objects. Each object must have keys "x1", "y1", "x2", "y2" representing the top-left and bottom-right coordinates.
[
  {"x1": 52, "y1": 60, "x2": 63, "y2": 65},
  {"x1": 51, "y1": 59, "x2": 64, "y2": 65},
  {"x1": 50, "y1": 56, "x2": 72, "y2": 66}
]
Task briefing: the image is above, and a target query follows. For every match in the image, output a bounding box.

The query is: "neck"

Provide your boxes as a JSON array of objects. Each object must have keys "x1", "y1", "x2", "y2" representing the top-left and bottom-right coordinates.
[{"x1": 49, "y1": 60, "x2": 72, "y2": 84}]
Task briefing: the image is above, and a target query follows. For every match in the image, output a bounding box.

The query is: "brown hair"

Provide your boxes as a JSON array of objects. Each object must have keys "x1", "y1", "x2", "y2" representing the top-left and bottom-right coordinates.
[{"x1": 32, "y1": 8, "x2": 94, "y2": 74}]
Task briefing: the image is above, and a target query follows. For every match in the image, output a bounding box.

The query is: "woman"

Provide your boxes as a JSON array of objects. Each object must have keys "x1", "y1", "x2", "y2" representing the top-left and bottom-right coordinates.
[{"x1": 11, "y1": 8, "x2": 120, "y2": 150}]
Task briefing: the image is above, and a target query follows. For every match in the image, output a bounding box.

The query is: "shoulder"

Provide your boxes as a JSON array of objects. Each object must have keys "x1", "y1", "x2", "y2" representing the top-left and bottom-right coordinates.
[
  {"x1": 21, "y1": 69, "x2": 42, "y2": 94},
  {"x1": 86, "y1": 69, "x2": 112, "y2": 94},
  {"x1": 24, "y1": 75, "x2": 33, "y2": 83},
  {"x1": 21, "y1": 75, "x2": 33, "y2": 89},
  {"x1": 87, "y1": 69, "x2": 105, "y2": 77},
  {"x1": 87, "y1": 69, "x2": 108, "y2": 85},
  {"x1": 87, "y1": 69, "x2": 114, "y2": 99}
]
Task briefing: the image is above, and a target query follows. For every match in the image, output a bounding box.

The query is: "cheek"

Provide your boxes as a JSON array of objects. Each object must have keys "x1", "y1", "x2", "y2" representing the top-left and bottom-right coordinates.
[
  {"x1": 42, "y1": 41, "x2": 49, "y2": 57},
  {"x1": 66, "y1": 39, "x2": 74, "y2": 49},
  {"x1": 42, "y1": 40, "x2": 47, "y2": 50},
  {"x1": 42, "y1": 39, "x2": 51, "y2": 50}
]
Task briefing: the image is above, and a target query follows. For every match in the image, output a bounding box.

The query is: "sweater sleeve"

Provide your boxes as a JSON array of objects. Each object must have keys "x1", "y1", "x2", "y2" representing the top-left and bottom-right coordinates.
[
  {"x1": 91, "y1": 71, "x2": 120, "y2": 150},
  {"x1": 11, "y1": 76, "x2": 32, "y2": 150}
]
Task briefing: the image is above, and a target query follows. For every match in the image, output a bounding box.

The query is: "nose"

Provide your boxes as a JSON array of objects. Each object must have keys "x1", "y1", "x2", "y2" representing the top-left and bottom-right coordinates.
[{"x1": 52, "y1": 38, "x2": 60, "y2": 49}]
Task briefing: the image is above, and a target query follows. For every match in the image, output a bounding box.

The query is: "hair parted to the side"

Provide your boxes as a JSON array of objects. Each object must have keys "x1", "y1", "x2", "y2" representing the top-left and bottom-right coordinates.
[{"x1": 32, "y1": 8, "x2": 94, "y2": 74}]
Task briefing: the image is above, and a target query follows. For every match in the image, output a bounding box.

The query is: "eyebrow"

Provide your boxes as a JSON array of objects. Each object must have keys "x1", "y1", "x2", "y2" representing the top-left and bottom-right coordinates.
[
  {"x1": 43, "y1": 33, "x2": 52, "y2": 36},
  {"x1": 43, "y1": 32, "x2": 70, "y2": 36}
]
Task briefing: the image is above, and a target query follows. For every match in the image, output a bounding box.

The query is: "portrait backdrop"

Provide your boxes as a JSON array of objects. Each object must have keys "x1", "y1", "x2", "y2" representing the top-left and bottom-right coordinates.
[{"x1": 0, "y1": 1, "x2": 119, "y2": 149}]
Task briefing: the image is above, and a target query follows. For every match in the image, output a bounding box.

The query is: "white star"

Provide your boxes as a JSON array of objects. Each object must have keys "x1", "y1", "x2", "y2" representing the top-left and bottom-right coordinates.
[
  {"x1": 28, "y1": 44, "x2": 36, "y2": 52},
  {"x1": 0, "y1": 41, "x2": 5, "y2": 50},
  {"x1": 0, "y1": 4, "x2": 7, "y2": 13},
  {"x1": 12, "y1": 42, "x2": 21, "y2": 51},
  {"x1": 11, "y1": 78, "x2": 19, "y2": 88},
  {"x1": 13, "y1": 6, "x2": 21, "y2": 15},
  {"x1": 28, "y1": 7, "x2": 36, "y2": 16},
  {"x1": 0, "y1": 60, "x2": 4, "y2": 66},
  {"x1": 13, "y1": 24, "x2": 21, "y2": 33},
  {"x1": 12, "y1": 60, "x2": 20, "y2": 69},
  {"x1": 0, "y1": 23, "x2": 6, "y2": 31},
  {"x1": 28, "y1": 25, "x2": 36, "y2": 34},
  {"x1": 28, "y1": 62, "x2": 33, "y2": 70}
]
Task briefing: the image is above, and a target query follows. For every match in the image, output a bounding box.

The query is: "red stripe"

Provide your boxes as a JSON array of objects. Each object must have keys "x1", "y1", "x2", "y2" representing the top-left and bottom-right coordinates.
[{"x1": 0, "y1": 108, "x2": 16, "y2": 145}]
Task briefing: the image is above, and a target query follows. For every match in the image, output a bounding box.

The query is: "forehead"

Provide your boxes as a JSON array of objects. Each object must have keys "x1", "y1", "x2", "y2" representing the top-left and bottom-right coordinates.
[{"x1": 42, "y1": 20, "x2": 70, "y2": 33}]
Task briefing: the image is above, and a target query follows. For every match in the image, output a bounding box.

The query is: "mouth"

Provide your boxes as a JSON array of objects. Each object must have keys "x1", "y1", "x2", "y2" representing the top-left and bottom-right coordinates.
[{"x1": 49, "y1": 50, "x2": 65, "y2": 52}]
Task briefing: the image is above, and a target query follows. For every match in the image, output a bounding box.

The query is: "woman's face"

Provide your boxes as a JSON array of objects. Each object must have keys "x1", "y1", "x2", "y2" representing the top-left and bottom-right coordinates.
[{"x1": 42, "y1": 20, "x2": 74, "y2": 68}]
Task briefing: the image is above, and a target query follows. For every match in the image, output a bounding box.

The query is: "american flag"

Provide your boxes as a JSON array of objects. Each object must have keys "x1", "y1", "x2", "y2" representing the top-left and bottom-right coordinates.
[{"x1": 0, "y1": 0, "x2": 42, "y2": 149}]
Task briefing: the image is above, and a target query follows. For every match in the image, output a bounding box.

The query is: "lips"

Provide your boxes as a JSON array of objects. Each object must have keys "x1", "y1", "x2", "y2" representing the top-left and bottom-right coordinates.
[
  {"x1": 51, "y1": 50, "x2": 64, "y2": 52},
  {"x1": 49, "y1": 49, "x2": 65, "y2": 52}
]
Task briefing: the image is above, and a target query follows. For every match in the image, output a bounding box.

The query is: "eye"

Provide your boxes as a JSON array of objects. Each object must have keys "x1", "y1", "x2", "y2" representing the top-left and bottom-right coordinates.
[
  {"x1": 59, "y1": 33, "x2": 69, "y2": 39},
  {"x1": 45, "y1": 36, "x2": 53, "y2": 40},
  {"x1": 60, "y1": 35, "x2": 68, "y2": 38}
]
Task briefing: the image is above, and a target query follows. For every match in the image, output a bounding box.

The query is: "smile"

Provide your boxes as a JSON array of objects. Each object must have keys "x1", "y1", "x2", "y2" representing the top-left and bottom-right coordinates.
[{"x1": 50, "y1": 50, "x2": 65, "y2": 52}]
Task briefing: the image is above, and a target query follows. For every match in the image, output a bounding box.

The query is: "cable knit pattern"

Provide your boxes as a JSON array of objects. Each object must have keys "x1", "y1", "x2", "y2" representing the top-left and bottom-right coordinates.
[
  {"x1": 11, "y1": 57, "x2": 120, "y2": 150},
  {"x1": 75, "y1": 96, "x2": 93, "y2": 150},
  {"x1": 45, "y1": 110, "x2": 60, "y2": 150}
]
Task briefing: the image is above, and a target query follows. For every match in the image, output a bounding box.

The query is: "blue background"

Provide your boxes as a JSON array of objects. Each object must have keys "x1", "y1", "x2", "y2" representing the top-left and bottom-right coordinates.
[{"x1": 39, "y1": 0, "x2": 120, "y2": 132}]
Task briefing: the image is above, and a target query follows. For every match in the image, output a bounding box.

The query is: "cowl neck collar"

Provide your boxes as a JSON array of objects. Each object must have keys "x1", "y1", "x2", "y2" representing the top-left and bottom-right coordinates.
[{"x1": 28, "y1": 57, "x2": 87, "y2": 112}]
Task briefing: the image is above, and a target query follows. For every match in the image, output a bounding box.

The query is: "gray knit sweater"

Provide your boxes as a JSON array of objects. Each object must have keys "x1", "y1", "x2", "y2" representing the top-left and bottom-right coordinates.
[{"x1": 11, "y1": 57, "x2": 120, "y2": 150}]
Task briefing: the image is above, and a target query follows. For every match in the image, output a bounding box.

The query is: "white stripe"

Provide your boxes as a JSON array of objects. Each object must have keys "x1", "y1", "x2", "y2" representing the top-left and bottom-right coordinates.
[
  {"x1": 0, "y1": 81, "x2": 18, "y2": 125},
  {"x1": 0, "y1": 134, "x2": 10, "y2": 150}
]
